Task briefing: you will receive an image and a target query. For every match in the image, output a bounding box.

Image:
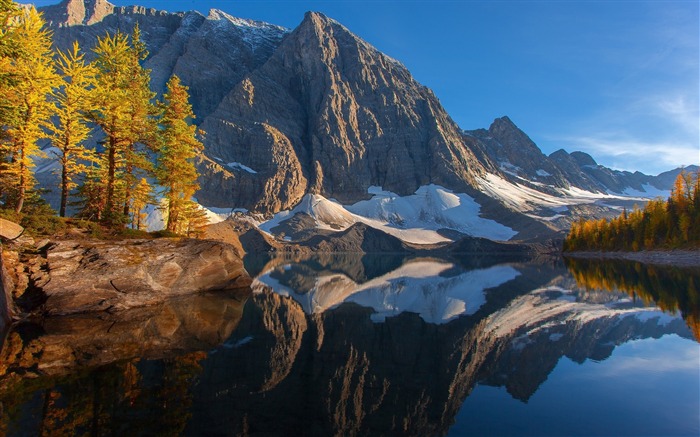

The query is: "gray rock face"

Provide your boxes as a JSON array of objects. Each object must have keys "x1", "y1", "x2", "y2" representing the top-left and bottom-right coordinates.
[
  {"x1": 39, "y1": 1, "x2": 690, "y2": 225},
  {"x1": 303, "y1": 222, "x2": 409, "y2": 253},
  {"x1": 26, "y1": 238, "x2": 251, "y2": 316},
  {"x1": 198, "y1": 11, "x2": 484, "y2": 212},
  {"x1": 41, "y1": 1, "x2": 287, "y2": 120},
  {"x1": 468, "y1": 117, "x2": 683, "y2": 196},
  {"x1": 549, "y1": 148, "x2": 656, "y2": 193}
]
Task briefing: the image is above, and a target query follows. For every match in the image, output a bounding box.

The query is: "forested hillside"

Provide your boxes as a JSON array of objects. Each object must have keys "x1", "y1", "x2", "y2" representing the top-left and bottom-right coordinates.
[{"x1": 564, "y1": 171, "x2": 700, "y2": 251}]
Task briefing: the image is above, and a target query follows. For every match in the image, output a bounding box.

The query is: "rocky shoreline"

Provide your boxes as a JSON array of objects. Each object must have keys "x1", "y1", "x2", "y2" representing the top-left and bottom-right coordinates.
[
  {"x1": 564, "y1": 250, "x2": 700, "y2": 267},
  {"x1": 1, "y1": 236, "x2": 252, "y2": 323}
]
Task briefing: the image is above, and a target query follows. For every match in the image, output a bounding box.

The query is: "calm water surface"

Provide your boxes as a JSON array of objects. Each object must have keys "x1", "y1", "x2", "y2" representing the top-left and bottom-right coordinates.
[{"x1": 1, "y1": 254, "x2": 698, "y2": 436}]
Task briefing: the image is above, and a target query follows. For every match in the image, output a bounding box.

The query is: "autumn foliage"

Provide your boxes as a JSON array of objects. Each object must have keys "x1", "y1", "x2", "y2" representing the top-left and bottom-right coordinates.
[
  {"x1": 0, "y1": 2, "x2": 206, "y2": 235},
  {"x1": 564, "y1": 171, "x2": 700, "y2": 251}
]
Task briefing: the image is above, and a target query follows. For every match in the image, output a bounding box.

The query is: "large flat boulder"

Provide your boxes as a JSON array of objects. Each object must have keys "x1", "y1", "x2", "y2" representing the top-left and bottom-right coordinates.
[
  {"x1": 0, "y1": 218, "x2": 23, "y2": 241},
  {"x1": 41, "y1": 238, "x2": 251, "y2": 315}
]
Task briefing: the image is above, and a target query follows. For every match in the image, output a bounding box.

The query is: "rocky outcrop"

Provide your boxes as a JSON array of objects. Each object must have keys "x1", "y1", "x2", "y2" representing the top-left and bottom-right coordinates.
[
  {"x1": 39, "y1": 238, "x2": 251, "y2": 315},
  {"x1": 2, "y1": 238, "x2": 251, "y2": 317},
  {"x1": 0, "y1": 219, "x2": 24, "y2": 241}
]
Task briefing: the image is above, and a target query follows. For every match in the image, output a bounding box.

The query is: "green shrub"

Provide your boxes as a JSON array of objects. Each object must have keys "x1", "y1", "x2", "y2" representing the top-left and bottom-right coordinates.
[{"x1": 150, "y1": 229, "x2": 180, "y2": 239}]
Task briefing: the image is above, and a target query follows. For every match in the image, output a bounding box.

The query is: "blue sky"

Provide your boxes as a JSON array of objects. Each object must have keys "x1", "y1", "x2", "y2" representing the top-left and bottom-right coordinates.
[{"x1": 31, "y1": 0, "x2": 699, "y2": 175}]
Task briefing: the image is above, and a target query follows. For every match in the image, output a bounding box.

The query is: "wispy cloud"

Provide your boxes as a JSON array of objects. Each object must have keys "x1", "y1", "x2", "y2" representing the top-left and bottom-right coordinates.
[
  {"x1": 559, "y1": 135, "x2": 697, "y2": 173},
  {"x1": 547, "y1": 88, "x2": 699, "y2": 174},
  {"x1": 652, "y1": 94, "x2": 699, "y2": 135}
]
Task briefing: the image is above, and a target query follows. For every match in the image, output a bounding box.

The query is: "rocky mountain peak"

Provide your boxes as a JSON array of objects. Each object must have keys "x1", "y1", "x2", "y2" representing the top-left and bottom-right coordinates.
[
  {"x1": 206, "y1": 8, "x2": 288, "y2": 34},
  {"x1": 570, "y1": 151, "x2": 597, "y2": 167},
  {"x1": 489, "y1": 115, "x2": 517, "y2": 130},
  {"x1": 488, "y1": 116, "x2": 538, "y2": 151},
  {"x1": 40, "y1": 0, "x2": 114, "y2": 26},
  {"x1": 301, "y1": 10, "x2": 339, "y2": 29}
]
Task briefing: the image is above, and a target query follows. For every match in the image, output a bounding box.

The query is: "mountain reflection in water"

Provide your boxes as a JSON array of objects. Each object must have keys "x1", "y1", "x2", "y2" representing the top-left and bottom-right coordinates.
[{"x1": 1, "y1": 254, "x2": 697, "y2": 436}]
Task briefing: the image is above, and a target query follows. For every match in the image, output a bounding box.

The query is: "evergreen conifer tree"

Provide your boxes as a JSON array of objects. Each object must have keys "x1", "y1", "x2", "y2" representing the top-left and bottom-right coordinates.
[
  {"x1": 0, "y1": 6, "x2": 58, "y2": 213},
  {"x1": 156, "y1": 75, "x2": 204, "y2": 233},
  {"x1": 51, "y1": 41, "x2": 98, "y2": 217}
]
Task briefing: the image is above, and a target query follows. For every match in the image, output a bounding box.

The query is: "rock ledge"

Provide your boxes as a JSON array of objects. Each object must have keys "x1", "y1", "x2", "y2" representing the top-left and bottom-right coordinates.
[{"x1": 7, "y1": 238, "x2": 251, "y2": 316}]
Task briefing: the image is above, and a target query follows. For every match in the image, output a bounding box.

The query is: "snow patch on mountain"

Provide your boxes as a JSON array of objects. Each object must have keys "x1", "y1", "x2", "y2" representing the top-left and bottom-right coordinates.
[
  {"x1": 620, "y1": 184, "x2": 670, "y2": 199},
  {"x1": 142, "y1": 196, "x2": 233, "y2": 232},
  {"x1": 206, "y1": 9, "x2": 288, "y2": 48},
  {"x1": 258, "y1": 184, "x2": 517, "y2": 244},
  {"x1": 259, "y1": 194, "x2": 357, "y2": 234},
  {"x1": 478, "y1": 173, "x2": 664, "y2": 217},
  {"x1": 347, "y1": 185, "x2": 516, "y2": 241},
  {"x1": 227, "y1": 161, "x2": 257, "y2": 174}
]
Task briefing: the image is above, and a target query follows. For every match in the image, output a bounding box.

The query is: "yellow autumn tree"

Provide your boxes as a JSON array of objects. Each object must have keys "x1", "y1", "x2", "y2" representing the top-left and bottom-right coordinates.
[
  {"x1": 0, "y1": 6, "x2": 58, "y2": 213},
  {"x1": 155, "y1": 75, "x2": 204, "y2": 233},
  {"x1": 50, "y1": 41, "x2": 98, "y2": 217}
]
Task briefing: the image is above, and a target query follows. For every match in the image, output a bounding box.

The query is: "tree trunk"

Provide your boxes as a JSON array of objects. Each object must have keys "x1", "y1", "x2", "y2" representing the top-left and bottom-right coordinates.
[
  {"x1": 123, "y1": 160, "x2": 133, "y2": 219},
  {"x1": 105, "y1": 136, "x2": 116, "y2": 222},
  {"x1": 14, "y1": 148, "x2": 25, "y2": 214},
  {"x1": 59, "y1": 156, "x2": 68, "y2": 217}
]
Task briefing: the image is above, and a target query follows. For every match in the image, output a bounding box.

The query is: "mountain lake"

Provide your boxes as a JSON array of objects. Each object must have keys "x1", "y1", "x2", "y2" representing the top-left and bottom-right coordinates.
[{"x1": 1, "y1": 254, "x2": 698, "y2": 436}]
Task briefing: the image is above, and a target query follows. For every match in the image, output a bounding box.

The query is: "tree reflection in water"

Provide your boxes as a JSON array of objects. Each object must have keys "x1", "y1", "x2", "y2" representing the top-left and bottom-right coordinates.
[{"x1": 564, "y1": 257, "x2": 700, "y2": 340}]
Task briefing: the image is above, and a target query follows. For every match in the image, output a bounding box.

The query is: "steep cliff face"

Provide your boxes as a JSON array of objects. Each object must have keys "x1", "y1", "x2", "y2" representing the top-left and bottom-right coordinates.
[
  {"x1": 198, "y1": 12, "x2": 485, "y2": 212},
  {"x1": 40, "y1": 0, "x2": 115, "y2": 27},
  {"x1": 41, "y1": 1, "x2": 287, "y2": 120}
]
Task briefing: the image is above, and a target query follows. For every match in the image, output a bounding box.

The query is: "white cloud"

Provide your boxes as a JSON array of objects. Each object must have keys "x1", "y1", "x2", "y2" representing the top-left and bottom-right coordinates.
[
  {"x1": 652, "y1": 94, "x2": 700, "y2": 135},
  {"x1": 560, "y1": 134, "x2": 697, "y2": 173},
  {"x1": 547, "y1": 89, "x2": 699, "y2": 174}
]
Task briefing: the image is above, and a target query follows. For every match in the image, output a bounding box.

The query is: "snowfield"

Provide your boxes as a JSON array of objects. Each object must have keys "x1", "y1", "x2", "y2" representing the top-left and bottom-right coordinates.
[
  {"x1": 251, "y1": 176, "x2": 670, "y2": 244},
  {"x1": 259, "y1": 184, "x2": 517, "y2": 244},
  {"x1": 477, "y1": 172, "x2": 666, "y2": 218}
]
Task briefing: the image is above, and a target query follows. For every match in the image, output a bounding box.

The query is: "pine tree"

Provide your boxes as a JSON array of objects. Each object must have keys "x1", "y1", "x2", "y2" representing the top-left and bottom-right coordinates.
[
  {"x1": 0, "y1": 6, "x2": 58, "y2": 213},
  {"x1": 74, "y1": 165, "x2": 107, "y2": 221},
  {"x1": 155, "y1": 75, "x2": 203, "y2": 233},
  {"x1": 89, "y1": 27, "x2": 156, "y2": 226},
  {"x1": 179, "y1": 200, "x2": 208, "y2": 238},
  {"x1": 120, "y1": 24, "x2": 157, "y2": 220},
  {"x1": 130, "y1": 177, "x2": 153, "y2": 230},
  {"x1": 51, "y1": 41, "x2": 97, "y2": 217}
]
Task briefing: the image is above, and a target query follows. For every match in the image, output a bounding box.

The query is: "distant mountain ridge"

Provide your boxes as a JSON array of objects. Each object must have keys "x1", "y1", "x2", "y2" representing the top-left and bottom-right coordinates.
[{"x1": 36, "y1": 0, "x2": 696, "y2": 241}]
